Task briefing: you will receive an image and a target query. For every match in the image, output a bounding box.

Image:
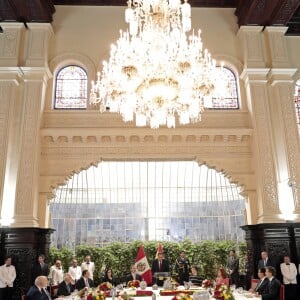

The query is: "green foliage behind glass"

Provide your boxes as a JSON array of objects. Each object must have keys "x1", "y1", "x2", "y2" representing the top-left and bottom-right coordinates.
[{"x1": 49, "y1": 240, "x2": 246, "y2": 285}]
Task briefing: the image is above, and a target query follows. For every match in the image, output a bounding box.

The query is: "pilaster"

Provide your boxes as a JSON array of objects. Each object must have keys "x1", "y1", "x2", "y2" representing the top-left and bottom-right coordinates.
[
  {"x1": 241, "y1": 69, "x2": 281, "y2": 223},
  {"x1": 268, "y1": 69, "x2": 300, "y2": 220},
  {"x1": 0, "y1": 69, "x2": 22, "y2": 226},
  {"x1": 13, "y1": 69, "x2": 51, "y2": 227},
  {"x1": 12, "y1": 23, "x2": 53, "y2": 227}
]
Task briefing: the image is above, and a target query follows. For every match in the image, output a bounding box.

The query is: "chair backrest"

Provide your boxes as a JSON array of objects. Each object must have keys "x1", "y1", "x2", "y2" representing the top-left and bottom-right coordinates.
[
  {"x1": 280, "y1": 284, "x2": 285, "y2": 300},
  {"x1": 50, "y1": 285, "x2": 59, "y2": 297},
  {"x1": 251, "y1": 279, "x2": 259, "y2": 290}
]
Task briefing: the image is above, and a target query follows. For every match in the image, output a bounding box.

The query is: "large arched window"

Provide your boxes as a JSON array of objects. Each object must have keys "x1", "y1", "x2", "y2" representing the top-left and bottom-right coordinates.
[
  {"x1": 295, "y1": 79, "x2": 300, "y2": 124},
  {"x1": 210, "y1": 67, "x2": 239, "y2": 109},
  {"x1": 50, "y1": 161, "x2": 245, "y2": 249},
  {"x1": 54, "y1": 65, "x2": 88, "y2": 109}
]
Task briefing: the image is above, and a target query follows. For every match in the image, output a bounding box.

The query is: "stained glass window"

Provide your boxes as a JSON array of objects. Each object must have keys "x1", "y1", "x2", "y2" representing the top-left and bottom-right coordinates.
[
  {"x1": 50, "y1": 161, "x2": 245, "y2": 249},
  {"x1": 54, "y1": 65, "x2": 88, "y2": 109},
  {"x1": 210, "y1": 67, "x2": 239, "y2": 109},
  {"x1": 295, "y1": 79, "x2": 300, "y2": 124}
]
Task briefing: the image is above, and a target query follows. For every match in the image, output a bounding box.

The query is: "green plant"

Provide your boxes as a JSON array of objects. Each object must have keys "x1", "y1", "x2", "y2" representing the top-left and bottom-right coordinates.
[{"x1": 49, "y1": 240, "x2": 246, "y2": 284}]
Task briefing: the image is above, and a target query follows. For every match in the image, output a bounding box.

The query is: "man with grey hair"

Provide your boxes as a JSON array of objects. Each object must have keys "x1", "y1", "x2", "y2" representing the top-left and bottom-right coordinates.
[
  {"x1": 57, "y1": 273, "x2": 74, "y2": 297},
  {"x1": 26, "y1": 275, "x2": 52, "y2": 300}
]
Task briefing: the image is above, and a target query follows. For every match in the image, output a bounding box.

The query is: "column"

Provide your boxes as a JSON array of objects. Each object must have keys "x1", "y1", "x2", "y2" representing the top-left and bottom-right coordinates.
[
  {"x1": 264, "y1": 26, "x2": 300, "y2": 221},
  {"x1": 238, "y1": 26, "x2": 281, "y2": 223}
]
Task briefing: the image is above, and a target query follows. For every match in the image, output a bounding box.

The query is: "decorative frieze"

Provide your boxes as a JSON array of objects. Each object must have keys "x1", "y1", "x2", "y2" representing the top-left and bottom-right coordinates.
[{"x1": 41, "y1": 132, "x2": 252, "y2": 146}]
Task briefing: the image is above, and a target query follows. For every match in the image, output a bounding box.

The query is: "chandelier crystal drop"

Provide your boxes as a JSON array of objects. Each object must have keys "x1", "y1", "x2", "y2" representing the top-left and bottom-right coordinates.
[{"x1": 90, "y1": 0, "x2": 229, "y2": 129}]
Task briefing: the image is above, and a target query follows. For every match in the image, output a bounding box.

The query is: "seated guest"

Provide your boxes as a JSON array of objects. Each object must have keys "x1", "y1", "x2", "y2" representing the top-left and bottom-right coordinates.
[
  {"x1": 262, "y1": 267, "x2": 281, "y2": 300},
  {"x1": 57, "y1": 273, "x2": 74, "y2": 297},
  {"x1": 76, "y1": 270, "x2": 94, "y2": 291},
  {"x1": 189, "y1": 266, "x2": 203, "y2": 286},
  {"x1": 215, "y1": 268, "x2": 229, "y2": 286},
  {"x1": 101, "y1": 268, "x2": 117, "y2": 286},
  {"x1": 26, "y1": 275, "x2": 52, "y2": 300},
  {"x1": 249, "y1": 268, "x2": 269, "y2": 295},
  {"x1": 126, "y1": 264, "x2": 142, "y2": 284}
]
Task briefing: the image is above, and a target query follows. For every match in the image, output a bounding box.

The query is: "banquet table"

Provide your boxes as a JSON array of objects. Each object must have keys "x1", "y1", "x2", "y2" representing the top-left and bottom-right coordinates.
[{"x1": 56, "y1": 286, "x2": 262, "y2": 300}]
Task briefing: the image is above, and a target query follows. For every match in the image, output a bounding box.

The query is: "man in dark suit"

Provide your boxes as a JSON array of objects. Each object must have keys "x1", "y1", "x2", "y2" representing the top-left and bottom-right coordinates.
[
  {"x1": 226, "y1": 249, "x2": 239, "y2": 286},
  {"x1": 76, "y1": 270, "x2": 94, "y2": 291},
  {"x1": 31, "y1": 254, "x2": 49, "y2": 284},
  {"x1": 126, "y1": 264, "x2": 142, "y2": 285},
  {"x1": 26, "y1": 276, "x2": 52, "y2": 300},
  {"x1": 262, "y1": 267, "x2": 281, "y2": 300},
  {"x1": 151, "y1": 253, "x2": 170, "y2": 286},
  {"x1": 57, "y1": 273, "x2": 74, "y2": 297},
  {"x1": 258, "y1": 251, "x2": 275, "y2": 270},
  {"x1": 254, "y1": 268, "x2": 269, "y2": 295}
]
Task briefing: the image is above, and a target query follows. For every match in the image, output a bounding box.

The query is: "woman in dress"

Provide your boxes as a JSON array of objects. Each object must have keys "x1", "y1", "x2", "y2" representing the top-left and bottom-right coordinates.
[
  {"x1": 215, "y1": 268, "x2": 229, "y2": 286},
  {"x1": 101, "y1": 268, "x2": 117, "y2": 286}
]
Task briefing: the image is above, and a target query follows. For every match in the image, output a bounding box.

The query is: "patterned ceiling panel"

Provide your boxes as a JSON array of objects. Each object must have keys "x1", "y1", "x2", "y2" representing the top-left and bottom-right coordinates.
[{"x1": 0, "y1": 0, "x2": 300, "y2": 35}]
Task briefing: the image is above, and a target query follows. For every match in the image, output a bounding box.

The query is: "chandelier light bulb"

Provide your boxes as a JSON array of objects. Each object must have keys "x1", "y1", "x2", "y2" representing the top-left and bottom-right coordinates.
[{"x1": 90, "y1": 0, "x2": 230, "y2": 129}]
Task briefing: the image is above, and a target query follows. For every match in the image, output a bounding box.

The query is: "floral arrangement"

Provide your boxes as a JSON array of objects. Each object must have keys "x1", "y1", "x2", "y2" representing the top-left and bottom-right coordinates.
[
  {"x1": 117, "y1": 293, "x2": 134, "y2": 300},
  {"x1": 172, "y1": 292, "x2": 193, "y2": 300},
  {"x1": 99, "y1": 282, "x2": 113, "y2": 291},
  {"x1": 78, "y1": 288, "x2": 106, "y2": 300},
  {"x1": 202, "y1": 279, "x2": 212, "y2": 288},
  {"x1": 127, "y1": 280, "x2": 140, "y2": 288},
  {"x1": 214, "y1": 284, "x2": 234, "y2": 300}
]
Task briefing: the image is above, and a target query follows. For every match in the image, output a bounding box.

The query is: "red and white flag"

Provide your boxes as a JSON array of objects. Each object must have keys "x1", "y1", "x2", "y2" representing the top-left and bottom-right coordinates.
[
  {"x1": 135, "y1": 245, "x2": 152, "y2": 285},
  {"x1": 155, "y1": 243, "x2": 163, "y2": 259}
]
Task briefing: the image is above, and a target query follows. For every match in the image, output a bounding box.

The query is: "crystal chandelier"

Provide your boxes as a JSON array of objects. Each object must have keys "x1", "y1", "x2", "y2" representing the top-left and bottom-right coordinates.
[{"x1": 90, "y1": 0, "x2": 228, "y2": 129}]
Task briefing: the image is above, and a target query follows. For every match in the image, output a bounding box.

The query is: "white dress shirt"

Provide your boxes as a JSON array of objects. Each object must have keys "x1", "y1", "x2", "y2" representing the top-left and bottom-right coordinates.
[
  {"x1": 49, "y1": 265, "x2": 64, "y2": 285},
  {"x1": 68, "y1": 265, "x2": 82, "y2": 284},
  {"x1": 81, "y1": 262, "x2": 95, "y2": 280},
  {"x1": 280, "y1": 262, "x2": 297, "y2": 284},
  {"x1": 0, "y1": 264, "x2": 16, "y2": 288}
]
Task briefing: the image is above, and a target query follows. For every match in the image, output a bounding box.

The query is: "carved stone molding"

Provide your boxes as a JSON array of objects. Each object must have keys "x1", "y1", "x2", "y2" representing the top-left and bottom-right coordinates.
[
  {"x1": 41, "y1": 132, "x2": 252, "y2": 146},
  {"x1": 25, "y1": 23, "x2": 54, "y2": 68},
  {"x1": 0, "y1": 23, "x2": 24, "y2": 67},
  {"x1": 264, "y1": 27, "x2": 290, "y2": 68},
  {"x1": 49, "y1": 52, "x2": 96, "y2": 79},
  {"x1": 237, "y1": 26, "x2": 265, "y2": 68}
]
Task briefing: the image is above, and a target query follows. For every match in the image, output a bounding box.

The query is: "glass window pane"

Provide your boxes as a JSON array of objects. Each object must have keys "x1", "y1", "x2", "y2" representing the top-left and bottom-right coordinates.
[
  {"x1": 54, "y1": 65, "x2": 88, "y2": 109},
  {"x1": 50, "y1": 161, "x2": 246, "y2": 248}
]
